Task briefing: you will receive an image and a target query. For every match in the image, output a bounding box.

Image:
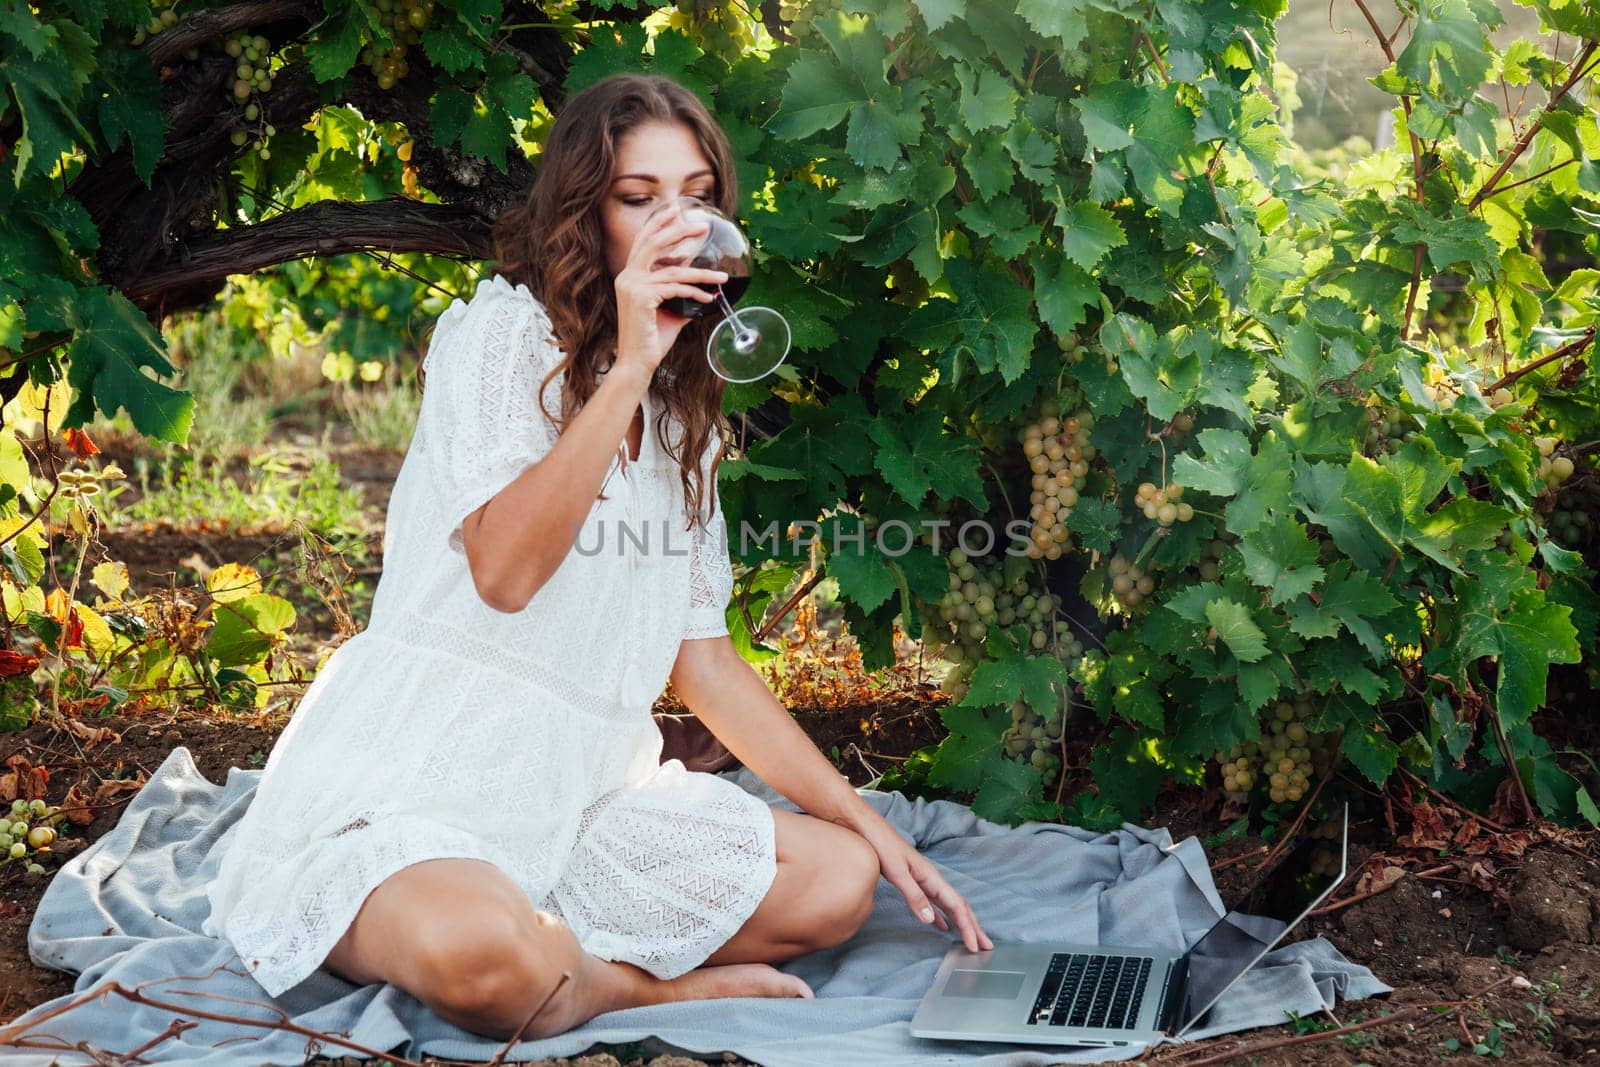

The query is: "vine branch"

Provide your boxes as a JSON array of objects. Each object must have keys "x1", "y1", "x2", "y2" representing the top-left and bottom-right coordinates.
[
  {"x1": 117, "y1": 199, "x2": 496, "y2": 306},
  {"x1": 1485, "y1": 326, "x2": 1596, "y2": 393},
  {"x1": 1467, "y1": 39, "x2": 1600, "y2": 211}
]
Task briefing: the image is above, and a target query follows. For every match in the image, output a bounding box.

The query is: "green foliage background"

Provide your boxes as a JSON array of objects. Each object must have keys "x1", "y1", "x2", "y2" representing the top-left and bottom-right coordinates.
[{"x1": 3, "y1": 0, "x2": 1598, "y2": 830}]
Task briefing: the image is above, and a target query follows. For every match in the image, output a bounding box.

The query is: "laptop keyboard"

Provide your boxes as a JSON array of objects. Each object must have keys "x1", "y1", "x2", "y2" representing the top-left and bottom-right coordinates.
[{"x1": 1025, "y1": 952, "x2": 1151, "y2": 1029}]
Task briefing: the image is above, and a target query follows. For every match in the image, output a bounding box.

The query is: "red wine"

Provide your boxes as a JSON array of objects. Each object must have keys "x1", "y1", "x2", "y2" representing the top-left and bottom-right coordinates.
[{"x1": 663, "y1": 275, "x2": 751, "y2": 319}]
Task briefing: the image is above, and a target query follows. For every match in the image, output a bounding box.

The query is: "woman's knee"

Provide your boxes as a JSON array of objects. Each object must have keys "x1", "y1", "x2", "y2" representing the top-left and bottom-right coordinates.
[
  {"x1": 825, "y1": 830, "x2": 879, "y2": 942},
  {"x1": 420, "y1": 906, "x2": 581, "y2": 1021},
  {"x1": 785, "y1": 820, "x2": 878, "y2": 950}
]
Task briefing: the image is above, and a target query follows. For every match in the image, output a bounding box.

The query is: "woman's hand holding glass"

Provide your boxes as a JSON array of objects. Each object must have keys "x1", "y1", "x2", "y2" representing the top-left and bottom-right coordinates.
[{"x1": 612, "y1": 201, "x2": 729, "y2": 377}]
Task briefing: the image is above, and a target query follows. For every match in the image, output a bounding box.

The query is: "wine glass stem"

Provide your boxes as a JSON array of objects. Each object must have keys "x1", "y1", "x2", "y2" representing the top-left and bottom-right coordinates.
[{"x1": 716, "y1": 288, "x2": 748, "y2": 333}]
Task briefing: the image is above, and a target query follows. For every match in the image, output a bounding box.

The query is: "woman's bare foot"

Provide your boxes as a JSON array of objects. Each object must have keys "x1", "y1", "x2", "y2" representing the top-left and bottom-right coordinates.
[{"x1": 665, "y1": 961, "x2": 814, "y2": 1002}]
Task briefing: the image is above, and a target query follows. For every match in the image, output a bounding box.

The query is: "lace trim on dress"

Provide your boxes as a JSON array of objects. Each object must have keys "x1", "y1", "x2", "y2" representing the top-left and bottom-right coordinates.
[{"x1": 376, "y1": 609, "x2": 645, "y2": 724}]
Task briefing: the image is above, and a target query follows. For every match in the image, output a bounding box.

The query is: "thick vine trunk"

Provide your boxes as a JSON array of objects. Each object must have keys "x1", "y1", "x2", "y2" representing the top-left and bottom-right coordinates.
[{"x1": 66, "y1": 1, "x2": 628, "y2": 320}]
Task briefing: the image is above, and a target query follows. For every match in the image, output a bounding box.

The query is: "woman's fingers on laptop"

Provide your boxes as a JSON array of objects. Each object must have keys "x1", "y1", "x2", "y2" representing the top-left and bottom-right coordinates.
[
  {"x1": 905, "y1": 851, "x2": 994, "y2": 953},
  {"x1": 853, "y1": 817, "x2": 994, "y2": 952}
]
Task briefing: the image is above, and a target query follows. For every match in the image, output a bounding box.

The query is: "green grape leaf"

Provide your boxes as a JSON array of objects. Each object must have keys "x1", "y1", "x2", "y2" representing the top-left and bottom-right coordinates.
[
  {"x1": 822, "y1": 515, "x2": 898, "y2": 613},
  {"x1": 1204, "y1": 597, "x2": 1270, "y2": 663},
  {"x1": 1173, "y1": 428, "x2": 1293, "y2": 536},
  {"x1": 954, "y1": 60, "x2": 1017, "y2": 132},
  {"x1": 1285, "y1": 562, "x2": 1401, "y2": 659},
  {"x1": 96, "y1": 48, "x2": 167, "y2": 186},
  {"x1": 972, "y1": 757, "x2": 1046, "y2": 823},
  {"x1": 421, "y1": 26, "x2": 484, "y2": 75},
  {"x1": 306, "y1": 0, "x2": 372, "y2": 82},
  {"x1": 1016, "y1": 0, "x2": 1088, "y2": 51},
  {"x1": 928, "y1": 705, "x2": 1006, "y2": 793},
  {"x1": 902, "y1": 255, "x2": 1036, "y2": 383},
  {"x1": 1057, "y1": 200, "x2": 1127, "y2": 270},
  {"x1": 867, "y1": 406, "x2": 989, "y2": 510},
  {"x1": 1392, "y1": 0, "x2": 1494, "y2": 98},
  {"x1": 1069, "y1": 496, "x2": 1120, "y2": 554},
  {"x1": 1342, "y1": 725, "x2": 1400, "y2": 785},
  {"x1": 61, "y1": 286, "x2": 194, "y2": 443},
  {"x1": 957, "y1": 649, "x2": 1071, "y2": 720},
  {"x1": 1238, "y1": 513, "x2": 1326, "y2": 606},
  {"x1": 1031, "y1": 245, "x2": 1099, "y2": 336}
]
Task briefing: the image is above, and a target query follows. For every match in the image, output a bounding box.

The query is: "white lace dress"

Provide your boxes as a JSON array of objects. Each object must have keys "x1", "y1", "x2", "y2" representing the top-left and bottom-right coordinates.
[{"x1": 201, "y1": 274, "x2": 778, "y2": 998}]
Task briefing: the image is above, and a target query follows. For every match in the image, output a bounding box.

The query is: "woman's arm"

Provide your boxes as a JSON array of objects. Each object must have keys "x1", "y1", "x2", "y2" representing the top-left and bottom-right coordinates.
[
  {"x1": 464, "y1": 360, "x2": 652, "y2": 613},
  {"x1": 670, "y1": 634, "x2": 993, "y2": 952},
  {"x1": 668, "y1": 635, "x2": 878, "y2": 831}
]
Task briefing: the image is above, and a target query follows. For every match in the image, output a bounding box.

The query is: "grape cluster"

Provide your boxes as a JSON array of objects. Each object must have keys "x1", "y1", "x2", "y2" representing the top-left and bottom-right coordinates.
[
  {"x1": 1056, "y1": 330, "x2": 1087, "y2": 364},
  {"x1": 1002, "y1": 695, "x2": 1064, "y2": 776},
  {"x1": 2, "y1": 798, "x2": 57, "y2": 876},
  {"x1": 225, "y1": 32, "x2": 274, "y2": 103},
  {"x1": 1549, "y1": 488, "x2": 1591, "y2": 550},
  {"x1": 1108, "y1": 553, "x2": 1153, "y2": 610},
  {"x1": 1419, "y1": 364, "x2": 1461, "y2": 408},
  {"x1": 1053, "y1": 329, "x2": 1118, "y2": 373},
  {"x1": 1486, "y1": 386, "x2": 1515, "y2": 409},
  {"x1": 680, "y1": 0, "x2": 758, "y2": 54},
  {"x1": 935, "y1": 548, "x2": 1068, "y2": 699},
  {"x1": 1134, "y1": 481, "x2": 1193, "y2": 527},
  {"x1": 1216, "y1": 698, "x2": 1332, "y2": 805},
  {"x1": 1021, "y1": 409, "x2": 1096, "y2": 561},
  {"x1": 1195, "y1": 537, "x2": 1228, "y2": 582},
  {"x1": 229, "y1": 105, "x2": 276, "y2": 159},
  {"x1": 131, "y1": 0, "x2": 179, "y2": 44},
  {"x1": 1366, "y1": 402, "x2": 1406, "y2": 454},
  {"x1": 363, "y1": 0, "x2": 432, "y2": 89},
  {"x1": 1535, "y1": 436, "x2": 1575, "y2": 489},
  {"x1": 1308, "y1": 816, "x2": 1341, "y2": 877},
  {"x1": 779, "y1": 0, "x2": 840, "y2": 38}
]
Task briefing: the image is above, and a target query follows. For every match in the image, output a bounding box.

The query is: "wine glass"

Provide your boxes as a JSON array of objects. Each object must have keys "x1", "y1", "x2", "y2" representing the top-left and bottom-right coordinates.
[{"x1": 646, "y1": 195, "x2": 791, "y2": 382}]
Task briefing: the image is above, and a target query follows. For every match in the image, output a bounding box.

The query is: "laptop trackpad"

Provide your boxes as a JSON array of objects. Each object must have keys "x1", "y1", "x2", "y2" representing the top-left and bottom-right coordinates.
[{"x1": 944, "y1": 969, "x2": 1026, "y2": 999}]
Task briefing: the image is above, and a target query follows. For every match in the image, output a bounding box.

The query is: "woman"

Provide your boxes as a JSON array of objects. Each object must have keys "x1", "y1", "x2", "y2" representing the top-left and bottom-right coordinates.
[{"x1": 202, "y1": 71, "x2": 991, "y2": 1043}]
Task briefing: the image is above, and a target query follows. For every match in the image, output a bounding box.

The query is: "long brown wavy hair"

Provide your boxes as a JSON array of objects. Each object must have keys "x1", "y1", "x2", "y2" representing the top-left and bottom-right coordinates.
[{"x1": 487, "y1": 72, "x2": 736, "y2": 530}]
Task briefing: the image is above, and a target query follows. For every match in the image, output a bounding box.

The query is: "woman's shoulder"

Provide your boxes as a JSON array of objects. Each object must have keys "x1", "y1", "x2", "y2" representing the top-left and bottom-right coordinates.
[{"x1": 438, "y1": 273, "x2": 551, "y2": 332}]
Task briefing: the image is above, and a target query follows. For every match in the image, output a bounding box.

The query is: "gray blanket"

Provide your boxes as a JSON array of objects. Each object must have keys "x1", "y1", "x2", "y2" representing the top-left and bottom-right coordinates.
[{"x1": 4, "y1": 746, "x2": 1392, "y2": 1065}]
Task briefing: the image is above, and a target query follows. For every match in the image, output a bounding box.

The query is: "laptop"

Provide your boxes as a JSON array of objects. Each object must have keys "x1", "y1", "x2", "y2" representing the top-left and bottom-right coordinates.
[{"x1": 910, "y1": 801, "x2": 1349, "y2": 1049}]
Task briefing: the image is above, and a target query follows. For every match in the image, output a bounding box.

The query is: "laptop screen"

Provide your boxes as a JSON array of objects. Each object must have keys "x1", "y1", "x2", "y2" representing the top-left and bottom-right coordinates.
[{"x1": 1177, "y1": 805, "x2": 1348, "y2": 1032}]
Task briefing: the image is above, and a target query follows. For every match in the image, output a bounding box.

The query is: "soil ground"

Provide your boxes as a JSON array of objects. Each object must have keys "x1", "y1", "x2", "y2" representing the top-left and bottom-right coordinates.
[{"x1": 1, "y1": 430, "x2": 1597, "y2": 1067}]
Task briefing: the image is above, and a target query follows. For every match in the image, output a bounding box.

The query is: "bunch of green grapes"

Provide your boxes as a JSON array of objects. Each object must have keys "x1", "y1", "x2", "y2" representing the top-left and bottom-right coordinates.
[
  {"x1": 1486, "y1": 386, "x2": 1515, "y2": 409},
  {"x1": 224, "y1": 32, "x2": 274, "y2": 103},
  {"x1": 1420, "y1": 364, "x2": 1461, "y2": 408},
  {"x1": 1056, "y1": 329, "x2": 1087, "y2": 364},
  {"x1": 1549, "y1": 487, "x2": 1591, "y2": 550},
  {"x1": 672, "y1": 0, "x2": 752, "y2": 56},
  {"x1": 130, "y1": 0, "x2": 179, "y2": 44},
  {"x1": 1366, "y1": 401, "x2": 1406, "y2": 454},
  {"x1": 1134, "y1": 481, "x2": 1194, "y2": 527},
  {"x1": 363, "y1": 0, "x2": 431, "y2": 89},
  {"x1": 1216, "y1": 698, "x2": 1334, "y2": 805},
  {"x1": 1021, "y1": 409, "x2": 1096, "y2": 561},
  {"x1": 1001, "y1": 695, "x2": 1064, "y2": 776},
  {"x1": 228, "y1": 107, "x2": 276, "y2": 160},
  {"x1": 1308, "y1": 815, "x2": 1341, "y2": 877},
  {"x1": 935, "y1": 548, "x2": 1064, "y2": 695},
  {"x1": 1195, "y1": 537, "x2": 1228, "y2": 582},
  {"x1": 780, "y1": 0, "x2": 841, "y2": 37},
  {"x1": 1108, "y1": 553, "x2": 1153, "y2": 610},
  {"x1": 2, "y1": 798, "x2": 58, "y2": 876},
  {"x1": 1535, "y1": 436, "x2": 1576, "y2": 490}
]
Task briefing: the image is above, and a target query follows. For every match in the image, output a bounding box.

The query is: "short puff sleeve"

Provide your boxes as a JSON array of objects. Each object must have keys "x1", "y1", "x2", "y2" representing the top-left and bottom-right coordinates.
[
  {"x1": 682, "y1": 427, "x2": 734, "y2": 641},
  {"x1": 424, "y1": 277, "x2": 564, "y2": 557}
]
